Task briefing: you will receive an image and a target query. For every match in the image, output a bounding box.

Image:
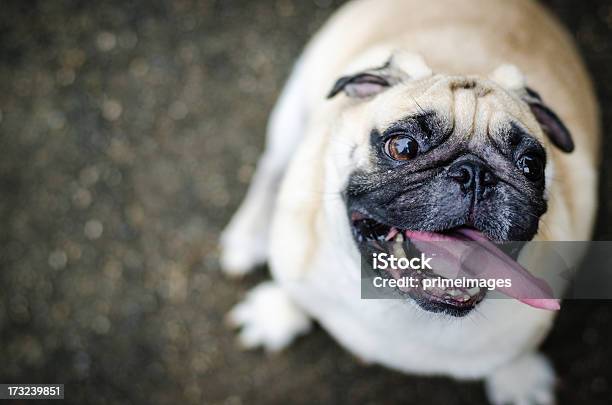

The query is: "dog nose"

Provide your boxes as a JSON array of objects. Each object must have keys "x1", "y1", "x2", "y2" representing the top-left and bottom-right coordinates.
[{"x1": 448, "y1": 160, "x2": 497, "y2": 200}]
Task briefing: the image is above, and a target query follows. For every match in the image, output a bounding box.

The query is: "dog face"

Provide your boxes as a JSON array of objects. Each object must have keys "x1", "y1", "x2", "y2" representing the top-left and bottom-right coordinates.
[{"x1": 325, "y1": 53, "x2": 573, "y2": 315}]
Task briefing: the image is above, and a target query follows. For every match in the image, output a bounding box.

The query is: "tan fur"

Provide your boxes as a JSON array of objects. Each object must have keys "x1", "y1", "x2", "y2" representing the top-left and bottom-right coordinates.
[
  {"x1": 273, "y1": 0, "x2": 599, "y2": 280},
  {"x1": 224, "y1": 2, "x2": 600, "y2": 400}
]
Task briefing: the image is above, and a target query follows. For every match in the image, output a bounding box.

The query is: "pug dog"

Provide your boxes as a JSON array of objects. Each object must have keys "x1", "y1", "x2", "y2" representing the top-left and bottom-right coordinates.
[{"x1": 220, "y1": 0, "x2": 600, "y2": 403}]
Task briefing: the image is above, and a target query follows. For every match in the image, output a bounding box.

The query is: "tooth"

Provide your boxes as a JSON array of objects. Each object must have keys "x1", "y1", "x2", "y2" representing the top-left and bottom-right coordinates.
[
  {"x1": 399, "y1": 233, "x2": 415, "y2": 259},
  {"x1": 392, "y1": 235, "x2": 407, "y2": 258},
  {"x1": 386, "y1": 227, "x2": 399, "y2": 241}
]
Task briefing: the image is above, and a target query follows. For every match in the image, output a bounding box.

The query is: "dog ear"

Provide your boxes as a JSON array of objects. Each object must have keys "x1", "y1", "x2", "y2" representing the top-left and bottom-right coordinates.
[
  {"x1": 523, "y1": 87, "x2": 574, "y2": 153},
  {"x1": 327, "y1": 51, "x2": 432, "y2": 99},
  {"x1": 490, "y1": 65, "x2": 574, "y2": 153},
  {"x1": 327, "y1": 71, "x2": 391, "y2": 99}
]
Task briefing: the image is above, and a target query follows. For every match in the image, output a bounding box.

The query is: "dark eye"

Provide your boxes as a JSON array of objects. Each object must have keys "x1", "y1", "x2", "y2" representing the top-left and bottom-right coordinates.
[
  {"x1": 384, "y1": 135, "x2": 419, "y2": 161},
  {"x1": 517, "y1": 153, "x2": 544, "y2": 181}
]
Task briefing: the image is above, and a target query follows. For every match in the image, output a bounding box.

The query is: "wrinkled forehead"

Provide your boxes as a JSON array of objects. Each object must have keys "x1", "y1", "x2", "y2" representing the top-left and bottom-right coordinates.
[{"x1": 368, "y1": 75, "x2": 545, "y2": 143}]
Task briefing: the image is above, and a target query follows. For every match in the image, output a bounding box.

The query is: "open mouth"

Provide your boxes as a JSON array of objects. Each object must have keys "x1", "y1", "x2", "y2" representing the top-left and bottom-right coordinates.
[{"x1": 351, "y1": 210, "x2": 559, "y2": 316}]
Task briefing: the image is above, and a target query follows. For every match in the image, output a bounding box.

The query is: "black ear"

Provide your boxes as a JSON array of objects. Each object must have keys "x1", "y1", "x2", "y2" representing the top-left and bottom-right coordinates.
[
  {"x1": 524, "y1": 87, "x2": 574, "y2": 153},
  {"x1": 327, "y1": 51, "x2": 432, "y2": 100},
  {"x1": 327, "y1": 73, "x2": 390, "y2": 99}
]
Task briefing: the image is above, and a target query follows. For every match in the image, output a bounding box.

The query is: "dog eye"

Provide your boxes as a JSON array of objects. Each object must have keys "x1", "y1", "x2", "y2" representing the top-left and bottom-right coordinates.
[
  {"x1": 384, "y1": 135, "x2": 419, "y2": 161},
  {"x1": 517, "y1": 153, "x2": 544, "y2": 181}
]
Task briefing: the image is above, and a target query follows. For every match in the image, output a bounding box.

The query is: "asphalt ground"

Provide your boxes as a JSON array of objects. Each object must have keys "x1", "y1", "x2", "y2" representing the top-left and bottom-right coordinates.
[{"x1": 0, "y1": 1, "x2": 611, "y2": 404}]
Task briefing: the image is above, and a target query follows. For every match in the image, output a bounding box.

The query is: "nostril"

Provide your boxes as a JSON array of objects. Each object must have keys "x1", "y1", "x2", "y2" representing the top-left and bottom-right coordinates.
[
  {"x1": 482, "y1": 171, "x2": 497, "y2": 186},
  {"x1": 448, "y1": 160, "x2": 498, "y2": 194},
  {"x1": 449, "y1": 167, "x2": 471, "y2": 184}
]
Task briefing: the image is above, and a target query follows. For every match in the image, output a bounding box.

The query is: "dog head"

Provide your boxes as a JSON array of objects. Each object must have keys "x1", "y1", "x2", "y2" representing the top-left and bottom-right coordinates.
[{"x1": 325, "y1": 51, "x2": 573, "y2": 315}]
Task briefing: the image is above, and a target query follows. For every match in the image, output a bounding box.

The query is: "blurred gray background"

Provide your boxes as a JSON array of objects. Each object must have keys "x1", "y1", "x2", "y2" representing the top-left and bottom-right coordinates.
[{"x1": 0, "y1": 0, "x2": 611, "y2": 404}]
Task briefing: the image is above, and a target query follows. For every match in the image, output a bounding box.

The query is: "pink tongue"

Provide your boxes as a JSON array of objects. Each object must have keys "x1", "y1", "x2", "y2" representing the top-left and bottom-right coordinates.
[{"x1": 404, "y1": 228, "x2": 560, "y2": 311}]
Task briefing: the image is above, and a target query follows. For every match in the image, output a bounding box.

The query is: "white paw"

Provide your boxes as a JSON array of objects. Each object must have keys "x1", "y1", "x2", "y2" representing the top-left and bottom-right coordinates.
[
  {"x1": 485, "y1": 353, "x2": 556, "y2": 405},
  {"x1": 227, "y1": 282, "x2": 311, "y2": 352},
  {"x1": 219, "y1": 227, "x2": 268, "y2": 277}
]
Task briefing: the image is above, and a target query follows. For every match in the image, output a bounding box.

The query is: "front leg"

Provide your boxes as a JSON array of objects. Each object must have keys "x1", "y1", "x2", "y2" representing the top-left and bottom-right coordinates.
[
  {"x1": 220, "y1": 59, "x2": 307, "y2": 276},
  {"x1": 219, "y1": 154, "x2": 284, "y2": 276},
  {"x1": 485, "y1": 352, "x2": 556, "y2": 405}
]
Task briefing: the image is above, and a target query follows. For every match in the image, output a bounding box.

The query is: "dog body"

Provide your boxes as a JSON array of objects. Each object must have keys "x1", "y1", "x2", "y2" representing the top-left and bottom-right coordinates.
[{"x1": 221, "y1": 0, "x2": 599, "y2": 403}]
